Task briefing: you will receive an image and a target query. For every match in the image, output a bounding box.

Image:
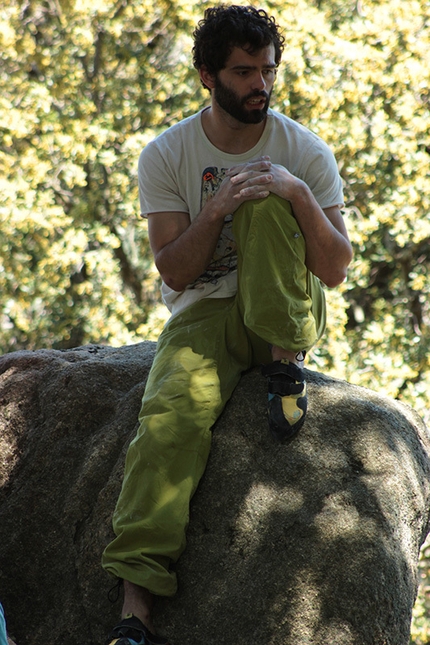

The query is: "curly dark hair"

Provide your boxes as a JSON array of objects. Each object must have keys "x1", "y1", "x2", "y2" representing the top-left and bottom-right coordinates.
[{"x1": 192, "y1": 5, "x2": 285, "y2": 80}]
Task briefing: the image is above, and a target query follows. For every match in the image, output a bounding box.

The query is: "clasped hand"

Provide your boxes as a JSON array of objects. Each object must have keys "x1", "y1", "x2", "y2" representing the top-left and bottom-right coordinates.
[{"x1": 225, "y1": 156, "x2": 296, "y2": 202}]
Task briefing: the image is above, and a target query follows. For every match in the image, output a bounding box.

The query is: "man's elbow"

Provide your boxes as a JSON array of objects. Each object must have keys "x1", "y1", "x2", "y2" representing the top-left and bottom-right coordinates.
[
  {"x1": 322, "y1": 257, "x2": 352, "y2": 288},
  {"x1": 323, "y1": 269, "x2": 348, "y2": 289},
  {"x1": 161, "y1": 272, "x2": 188, "y2": 293},
  {"x1": 154, "y1": 257, "x2": 188, "y2": 292},
  {"x1": 324, "y1": 244, "x2": 353, "y2": 287}
]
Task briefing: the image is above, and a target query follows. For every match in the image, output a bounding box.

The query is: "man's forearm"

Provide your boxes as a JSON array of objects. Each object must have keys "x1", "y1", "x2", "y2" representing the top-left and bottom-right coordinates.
[
  {"x1": 153, "y1": 200, "x2": 227, "y2": 292},
  {"x1": 288, "y1": 181, "x2": 352, "y2": 287}
]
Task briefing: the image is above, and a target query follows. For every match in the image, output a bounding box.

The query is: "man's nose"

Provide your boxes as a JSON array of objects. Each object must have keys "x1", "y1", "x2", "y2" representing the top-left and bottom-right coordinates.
[{"x1": 251, "y1": 72, "x2": 267, "y2": 91}]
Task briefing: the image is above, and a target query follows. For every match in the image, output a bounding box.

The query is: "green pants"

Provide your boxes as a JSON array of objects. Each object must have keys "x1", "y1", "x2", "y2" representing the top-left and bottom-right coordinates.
[{"x1": 102, "y1": 195, "x2": 326, "y2": 596}]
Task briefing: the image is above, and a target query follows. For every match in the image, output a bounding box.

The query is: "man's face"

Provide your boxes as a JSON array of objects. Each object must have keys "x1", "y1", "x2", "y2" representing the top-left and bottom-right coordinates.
[
  {"x1": 213, "y1": 45, "x2": 277, "y2": 124},
  {"x1": 213, "y1": 76, "x2": 272, "y2": 124}
]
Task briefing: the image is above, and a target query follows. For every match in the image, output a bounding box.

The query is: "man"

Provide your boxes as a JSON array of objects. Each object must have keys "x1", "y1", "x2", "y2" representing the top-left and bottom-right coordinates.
[{"x1": 102, "y1": 5, "x2": 353, "y2": 644}]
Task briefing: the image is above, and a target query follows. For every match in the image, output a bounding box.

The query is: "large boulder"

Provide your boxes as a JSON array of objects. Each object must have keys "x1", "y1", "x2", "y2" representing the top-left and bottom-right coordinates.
[{"x1": 0, "y1": 342, "x2": 429, "y2": 645}]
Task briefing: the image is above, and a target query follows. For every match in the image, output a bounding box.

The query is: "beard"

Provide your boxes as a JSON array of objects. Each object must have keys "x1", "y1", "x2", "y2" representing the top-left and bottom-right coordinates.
[{"x1": 213, "y1": 77, "x2": 271, "y2": 124}]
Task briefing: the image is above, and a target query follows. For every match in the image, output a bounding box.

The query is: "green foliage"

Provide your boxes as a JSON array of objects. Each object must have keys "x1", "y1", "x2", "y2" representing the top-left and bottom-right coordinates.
[
  {"x1": 1, "y1": 0, "x2": 429, "y2": 639},
  {"x1": 0, "y1": 0, "x2": 204, "y2": 349}
]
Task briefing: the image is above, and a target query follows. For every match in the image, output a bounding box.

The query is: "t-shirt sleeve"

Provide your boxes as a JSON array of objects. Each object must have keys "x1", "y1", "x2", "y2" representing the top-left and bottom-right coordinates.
[
  {"x1": 138, "y1": 142, "x2": 189, "y2": 217},
  {"x1": 298, "y1": 138, "x2": 344, "y2": 209}
]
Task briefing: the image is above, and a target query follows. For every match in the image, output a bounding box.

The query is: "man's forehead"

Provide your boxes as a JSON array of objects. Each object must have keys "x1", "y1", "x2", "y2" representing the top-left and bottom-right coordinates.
[{"x1": 225, "y1": 44, "x2": 277, "y2": 68}]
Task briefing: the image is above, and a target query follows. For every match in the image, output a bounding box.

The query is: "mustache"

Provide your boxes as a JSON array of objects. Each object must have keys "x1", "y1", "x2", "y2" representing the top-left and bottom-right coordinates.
[
  {"x1": 246, "y1": 90, "x2": 270, "y2": 99},
  {"x1": 242, "y1": 90, "x2": 270, "y2": 103}
]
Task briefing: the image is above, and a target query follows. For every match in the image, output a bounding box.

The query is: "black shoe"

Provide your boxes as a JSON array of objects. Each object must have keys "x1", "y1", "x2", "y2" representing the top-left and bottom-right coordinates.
[
  {"x1": 105, "y1": 614, "x2": 172, "y2": 645},
  {"x1": 261, "y1": 359, "x2": 307, "y2": 442}
]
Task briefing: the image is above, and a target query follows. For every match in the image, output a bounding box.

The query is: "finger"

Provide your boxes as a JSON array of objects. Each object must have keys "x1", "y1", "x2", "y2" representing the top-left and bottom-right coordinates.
[
  {"x1": 226, "y1": 165, "x2": 245, "y2": 177},
  {"x1": 233, "y1": 189, "x2": 270, "y2": 200},
  {"x1": 234, "y1": 180, "x2": 272, "y2": 197},
  {"x1": 226, "y1": 158, "x2": 271, "y2": 177},
  {"x1": 230, "y1": 170, "x2": 273, "y2": 185}
]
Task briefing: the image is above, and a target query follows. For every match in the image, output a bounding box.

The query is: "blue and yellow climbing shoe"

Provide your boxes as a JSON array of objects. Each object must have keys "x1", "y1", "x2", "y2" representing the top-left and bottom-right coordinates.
[{"x1": 261, "y1": 359, "x2": 307, "y2": 442}]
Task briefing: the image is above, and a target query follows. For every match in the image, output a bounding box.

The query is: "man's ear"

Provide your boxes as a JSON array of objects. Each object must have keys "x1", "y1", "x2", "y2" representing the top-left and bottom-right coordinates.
[{"x1": 199, "y1": 66, "x2": 216, "y2": 91}]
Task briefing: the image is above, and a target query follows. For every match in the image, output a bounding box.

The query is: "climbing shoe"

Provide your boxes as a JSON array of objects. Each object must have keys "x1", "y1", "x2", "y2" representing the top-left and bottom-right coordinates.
[
  {"x1": 261, "y1": 359, "x2": 307, "y2": 442},
  {"x1": 105, "y1": 614, "x2": 172, "y2": 645}
]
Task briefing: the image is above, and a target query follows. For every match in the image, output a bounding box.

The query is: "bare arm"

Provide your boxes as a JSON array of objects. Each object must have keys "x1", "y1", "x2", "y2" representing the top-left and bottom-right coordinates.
[
  {"x1": 148, "y1": 159, "x2": 273, "y2": 292},
  {"x1": 147, "y1": 205, "x2": 225, "y2": 293},
  {"x1": 289, "y1": 193, "x2": 351, "y2": 288},
  {"x1": 230, "y1": 161, "x2": 353, "y2": 287}
]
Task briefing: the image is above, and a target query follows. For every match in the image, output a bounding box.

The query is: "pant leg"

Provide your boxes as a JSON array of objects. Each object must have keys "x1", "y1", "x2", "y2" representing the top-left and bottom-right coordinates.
[
  {"x1": 233, "y1": 193, "x2": 326, "y2": 351},
  {"x1": 102, "y1": 195, "x2": 325, "y2": 595},
  {"x1": 102, "y1": 297, "x2": 252, "y2": 596}
]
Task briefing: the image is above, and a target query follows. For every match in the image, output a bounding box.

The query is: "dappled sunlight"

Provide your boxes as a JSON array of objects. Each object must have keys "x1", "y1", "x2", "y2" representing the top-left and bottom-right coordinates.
[
  {"x1": 233, "y1": 482, "x2": 304, "y2": 555},
  {"x1": 188, "y1": 366, "x2": 221, "y2": 406},
  {"x1": 314, "y1": 489, "x2": 374, "y2": 539},
  {"x1": 286, "y1": 570, "x2": 323, "y2": 641}
]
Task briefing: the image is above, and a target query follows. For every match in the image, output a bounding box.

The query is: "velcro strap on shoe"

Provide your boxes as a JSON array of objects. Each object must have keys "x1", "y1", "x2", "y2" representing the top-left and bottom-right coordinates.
[
  {"x1": 267, "y1": 377, "x2": 304, "y2": 396},
  {"x1": 261, "y1": 360, "x2": 304, "y2": 383}
]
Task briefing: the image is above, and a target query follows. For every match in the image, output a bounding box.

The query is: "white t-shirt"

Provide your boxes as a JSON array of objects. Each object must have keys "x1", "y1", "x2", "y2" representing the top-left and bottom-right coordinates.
[{"x1": 138, "y1": 108, "x2": 344, "y2": 316}]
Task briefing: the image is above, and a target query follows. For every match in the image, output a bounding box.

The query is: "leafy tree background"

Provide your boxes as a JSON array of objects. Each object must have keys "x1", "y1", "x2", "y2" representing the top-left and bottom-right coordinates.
[{"x1": 1, "y1": 0, "x2": 429, "y2": 640}]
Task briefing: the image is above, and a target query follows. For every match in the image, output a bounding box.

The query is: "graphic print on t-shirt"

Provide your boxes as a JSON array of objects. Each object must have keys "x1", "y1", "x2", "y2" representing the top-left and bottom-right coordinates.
[{"x1": 188, "y1": 166, "x2": 237, "y2": 288}]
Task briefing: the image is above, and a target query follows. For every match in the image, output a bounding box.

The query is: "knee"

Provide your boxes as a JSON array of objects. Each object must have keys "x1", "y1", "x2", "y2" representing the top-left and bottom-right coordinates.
[{"x1": 236, "y1": 193, "x2": 292, "y2": 219}]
